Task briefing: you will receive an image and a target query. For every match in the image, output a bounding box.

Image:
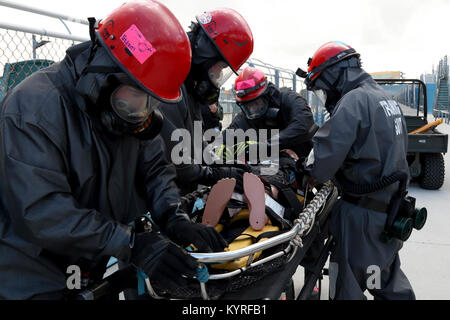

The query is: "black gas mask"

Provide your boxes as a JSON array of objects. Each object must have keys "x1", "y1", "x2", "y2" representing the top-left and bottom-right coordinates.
[
  {"x1": 238, "y1": 96, "x2": 280, "y2": 128},
  {"x1": 311, "y1": 71, "x2": 342, "y2": 114},
  {"x1": 188, "y1": 26, "x2": 234, "y2": 105},
  {"x1": 238, "y1": 83, "x2": 281, "y2": 127},
  {"x1": 310, "y1": 57, "x2": 362, "y2": 114},
  {"x1": 191, "y1": 60, "x2": 231, "y2": 105},
  {"x1": 96, "y1": 74, "x2": 163, "y2": 140}
]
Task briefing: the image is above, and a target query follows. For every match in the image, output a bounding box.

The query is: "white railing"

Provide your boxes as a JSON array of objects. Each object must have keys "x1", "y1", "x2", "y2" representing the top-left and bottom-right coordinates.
[{"x1": 0, "y1": 0, "x2": 88, "y2": 25}]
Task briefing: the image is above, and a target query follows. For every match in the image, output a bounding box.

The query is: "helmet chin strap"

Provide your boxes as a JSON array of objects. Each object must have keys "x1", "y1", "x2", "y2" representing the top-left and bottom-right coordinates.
[
  {"x1": 80, "y1": 17, "x2": 100, "y2": 77},
  {"x1": 87, "y1": 17, "x2": 98, "y2": 43}
]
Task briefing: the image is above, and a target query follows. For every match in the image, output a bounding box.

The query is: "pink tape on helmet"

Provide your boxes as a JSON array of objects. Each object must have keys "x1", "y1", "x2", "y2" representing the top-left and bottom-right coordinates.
[
  {"x1": 236, "y1": 79, "x2": 256, "y2": 91},
  {"x1": 120, "y1": 24, "x2": 157, "y2": 64},
  {"x1": 253, "y1": 70, "x2": 265, "y2": 80}
]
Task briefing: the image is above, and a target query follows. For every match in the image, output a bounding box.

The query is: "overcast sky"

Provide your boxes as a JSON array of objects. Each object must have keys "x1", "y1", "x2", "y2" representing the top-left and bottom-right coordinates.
[{"x1": 0, "y1": 0, "x2": 448, "y2": 79}]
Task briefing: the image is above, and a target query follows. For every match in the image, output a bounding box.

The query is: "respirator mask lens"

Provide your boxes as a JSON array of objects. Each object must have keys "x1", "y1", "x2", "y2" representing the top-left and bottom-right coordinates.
[
  {"x1": 312, "y1": 89, "x2": 327, "y2": 107},
  {"x1": 239, "y1": 96, "x2": 269, "y2": 120},
  {"x1": 110, "y1": 85, "x2": 160, "y2": 124},
  {"x1": 208, "y1": 61, "x2": 234, "y2": 89}
]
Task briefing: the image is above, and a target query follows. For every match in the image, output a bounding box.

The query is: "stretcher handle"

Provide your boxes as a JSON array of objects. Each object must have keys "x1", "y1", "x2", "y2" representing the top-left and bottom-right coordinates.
[
  {"x1": 190, "y1": 182, "x2": 334, "y2": 264},
  {"x1": 190, "y1": 224, "x2": 301, "y2": 264}
]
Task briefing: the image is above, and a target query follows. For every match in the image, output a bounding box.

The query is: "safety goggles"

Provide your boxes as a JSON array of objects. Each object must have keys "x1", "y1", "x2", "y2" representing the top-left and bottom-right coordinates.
[
  {"x1": 238, "y1": 96, "x2": 269, "y2": 120},
  {"x1": 208, "y1": 61, "x2": 234, "y2": 89},
  {"x1": 110, "y1": 85, "x2": 161, "y2": 124}
]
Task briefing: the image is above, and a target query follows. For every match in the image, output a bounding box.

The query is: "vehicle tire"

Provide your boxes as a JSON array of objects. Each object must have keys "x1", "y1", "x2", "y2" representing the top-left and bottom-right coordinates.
[{"x1": 419, "y1": 153, "x2": 445, "y2": 190}]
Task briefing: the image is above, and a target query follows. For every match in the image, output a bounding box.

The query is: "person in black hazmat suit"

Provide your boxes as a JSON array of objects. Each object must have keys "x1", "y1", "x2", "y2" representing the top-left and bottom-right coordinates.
[
  {"x1": 157, "y1": 9, "x2": 255, "y2": 195},
  {"x1": 200, "y1": 102, "x2": 223, "y2": 133},
  {"x1": 0, "y1": 1, "x2": 226, "y2": 300},
  {"x1": 224, "y1": 66, "x2": 316, "y2": 161},
  {"x1": 302, "y1": 41, "x2": 415, "y2": 300}
]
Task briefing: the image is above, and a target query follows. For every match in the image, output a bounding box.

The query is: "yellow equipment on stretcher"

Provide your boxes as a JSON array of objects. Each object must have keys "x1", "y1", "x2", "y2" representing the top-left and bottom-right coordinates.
[{"x1": 210, "y1": 195, "x2": 305, "y2": 271}]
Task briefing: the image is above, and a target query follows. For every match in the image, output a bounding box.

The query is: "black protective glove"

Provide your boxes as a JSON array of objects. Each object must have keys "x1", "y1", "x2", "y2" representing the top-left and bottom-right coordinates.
[
  {"x1": 202, "y1": 166, "x2": 249, "y2": 192},
  {"x1": 295, "y1": 158, "x2": 306, "y2": 175},
  {"x1": 130, "y1": 231, "x2": 198, "y2": 290},
  {"x1": 166, "y1": 219, "x2": 228, "y2": 253},
  {"x1": 294, "y1": 158, "x2": 313, "y2": 189}
]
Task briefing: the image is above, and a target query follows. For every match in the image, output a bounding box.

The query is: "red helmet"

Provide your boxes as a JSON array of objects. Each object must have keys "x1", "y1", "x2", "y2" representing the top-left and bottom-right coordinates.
[
  {"x1": 234, "y1": 67, "x2": 268, "y2": 103},
  {"x1": 196, "y1": 8, "x2": 254, "y2": 74},
  {"x1": 305, "y1": 41, "x2": 360, "y2": 90},
  {"x1": 96, "y1": 0, "x2": 191, "y2": 103},
  {"x1": 234, "y1": 67, "x2": 271, "y2": 120}
]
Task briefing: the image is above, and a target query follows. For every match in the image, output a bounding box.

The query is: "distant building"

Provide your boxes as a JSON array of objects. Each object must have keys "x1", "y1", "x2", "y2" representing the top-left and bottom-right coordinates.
[
  {"x1": 370, "y1": 71, "x2": 404, "y2": 79},
  {"x1": 421, "y1": 73, "x2": 437, "y2": 84}
]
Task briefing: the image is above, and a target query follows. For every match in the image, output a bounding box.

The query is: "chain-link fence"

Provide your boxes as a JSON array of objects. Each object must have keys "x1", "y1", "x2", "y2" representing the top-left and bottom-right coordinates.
[
  {"x1": 250, "y1": 59, "x2": 330, "y2": 127},
  {"x1": 0, "y1": 1, "x2": 89, "y2": 101},
  {"x1": 247, "y1": 58, "x2": 305, "y2": 93},
  {"x1": 0, "y1": 27, "x2": 82, "y2": 101}
]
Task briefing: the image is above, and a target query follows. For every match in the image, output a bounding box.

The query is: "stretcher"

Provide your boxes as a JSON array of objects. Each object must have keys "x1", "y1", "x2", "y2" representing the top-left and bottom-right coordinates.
[
  {"x1": 78, "y1": 161, "x2": 339, "y2": 300},
  {"x1": 145, "y1": 172, "x2": 339, "y2": 300}
]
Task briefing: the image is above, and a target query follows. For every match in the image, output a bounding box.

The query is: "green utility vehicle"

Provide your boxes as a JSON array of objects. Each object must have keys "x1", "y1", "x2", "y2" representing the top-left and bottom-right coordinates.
[{"x1": 376, "y1": 79, "x2": 447, "y2": 190}]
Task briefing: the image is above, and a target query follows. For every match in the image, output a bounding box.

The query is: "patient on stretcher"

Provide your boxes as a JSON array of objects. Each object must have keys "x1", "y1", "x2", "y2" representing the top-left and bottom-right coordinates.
[{"x1": 196, "y1": 150, "x2": 306, "y2": 271}]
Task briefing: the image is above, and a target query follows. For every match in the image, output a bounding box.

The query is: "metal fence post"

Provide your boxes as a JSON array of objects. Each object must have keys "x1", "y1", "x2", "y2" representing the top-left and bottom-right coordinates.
[{"x1": 275, "y1": 69, "x2": 280, "y2": 88}]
